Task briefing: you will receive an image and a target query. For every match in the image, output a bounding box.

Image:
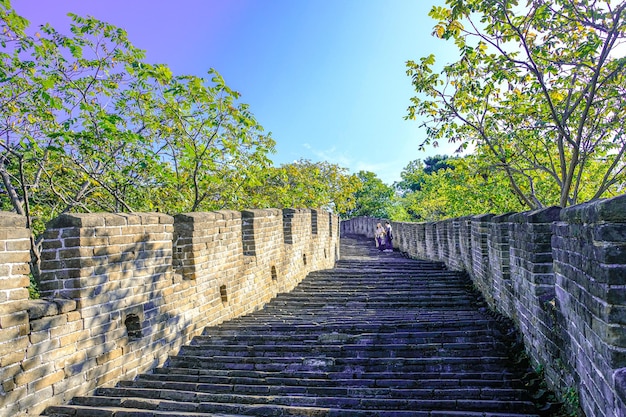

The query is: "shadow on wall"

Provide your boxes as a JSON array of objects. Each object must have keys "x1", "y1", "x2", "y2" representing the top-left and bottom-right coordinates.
[{"x1": 0, "y1": 208, "x2": 339, "y2": 417}]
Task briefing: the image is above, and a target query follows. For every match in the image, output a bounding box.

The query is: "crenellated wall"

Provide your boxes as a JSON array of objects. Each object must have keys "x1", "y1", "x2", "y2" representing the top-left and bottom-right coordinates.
[
  {"x1": 341, "y1": 193, "x2": 626, "y2": 417},
  {"x1": 0, "y1": 208, "x2": 338, "y2": 417}
]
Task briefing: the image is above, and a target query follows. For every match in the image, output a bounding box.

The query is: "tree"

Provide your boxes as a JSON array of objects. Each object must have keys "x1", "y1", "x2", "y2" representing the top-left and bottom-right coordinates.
[
  {"x1": 395, "y1": 159, "x2": 427, "y2": 195},
  {"x1": 246, "y1": 159, "x2": 360, "y2": 214},
  {"x1": 342, "y1": 171, "x2": 395, "y2": 219},
  {"x1": 423, "y1": 154, "x2": 454, "y2": 175},
  {"x1": 0, "y1": 4, "x2": 277, "y2": 279},
  {"x1": 140, "y1": 69, "x2": 275, "y2": 213},
  {"x1": 395, "y1": 155, "x2": 454, "y2": 196},
  {"x1": 406, "y1": 0, "x2": 626, "y2": 209},
  {"x1": 398, "y1": 154, "x2": 525, "y2": 221}
]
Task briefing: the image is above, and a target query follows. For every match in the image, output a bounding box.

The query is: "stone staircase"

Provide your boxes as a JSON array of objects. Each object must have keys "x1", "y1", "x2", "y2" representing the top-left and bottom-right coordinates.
[{"x1": 43, "y1": 234, "x2": 554, "y2": 417}]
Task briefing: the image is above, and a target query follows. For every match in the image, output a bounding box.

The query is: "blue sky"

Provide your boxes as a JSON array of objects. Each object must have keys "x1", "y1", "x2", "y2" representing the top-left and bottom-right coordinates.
[{"x1": 14, "y1": 0, "x2": 459, "y2": 185}]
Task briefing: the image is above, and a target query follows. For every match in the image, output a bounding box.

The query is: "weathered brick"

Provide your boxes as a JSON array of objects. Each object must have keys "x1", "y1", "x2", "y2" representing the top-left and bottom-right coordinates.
[
  {"x1": 14, "y1": 362, "x2": 56, "y2": 387},
  {"x1": 0, "y1": 310, "x2": 28, "y2": 328},
  {"x1": 0, "y1": 251, "x2": 30, "y2": 264}
]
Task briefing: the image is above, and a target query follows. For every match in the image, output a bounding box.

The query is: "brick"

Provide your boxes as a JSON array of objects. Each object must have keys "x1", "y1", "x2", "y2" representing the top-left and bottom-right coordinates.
[
  {"x1": 26, "y1": 338, "x2": 60, "y2": 359},
  {"x1": 0, "y1": 276, "x2": 29, "y2": 291},
  {"x1": 0, "y1": 213, "x2": 27, "y2": 228},
  {"x1": 96, "y1": 347, "x2": 123, "y2": 365},
  {"x1": 59, "y1": 328, "x2": 89, "y2": 346},
  {"x1": 58, "y1": 247, "x2": 95, "y2": 258},
  {"x1": 5, "y1": 239, "x2": 31, "y2": 251},
  {"x1": 0, "y1": 301, "x2": 28, "y2": 316},
  {"x1": 14, "y1": 363, "x2": 56, "y2": 386},
  {"x1": 30, "y1": 314, "x2": 68, "y2": 332},
  {"x1": 0, "y1": 350, "x2": 24, "y2": 367},
  {"x1": 11, "y1": 264, "x2": 30, "y2": 276},
  {"x1": 0, "y1": 310, "x2": 28, "y2": 328},
  {"x1": 0, "y1": 251, "x2": 30, "y2": 263}
]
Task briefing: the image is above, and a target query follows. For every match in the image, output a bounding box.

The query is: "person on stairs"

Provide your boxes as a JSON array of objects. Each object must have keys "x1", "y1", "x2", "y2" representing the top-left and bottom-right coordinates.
[
  {"x1": 375, "y1": 222, "x2": 386, "y2": 251},
  {"x1": 383, "y1": 221, "x2": 393, "y2": 252}
]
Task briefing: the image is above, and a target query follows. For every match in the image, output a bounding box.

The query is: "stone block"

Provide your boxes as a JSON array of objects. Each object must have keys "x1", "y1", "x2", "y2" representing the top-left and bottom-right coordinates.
[
  {"x1": 0, "y1": 310, "x2": 28, "y2": 328},
  {"x1": 5, "y1": 239, "x2": 31, "y2": 252},
  {"x1": 0, "y1": 276, "x2": 29, "y2": 291},
  {"x1": 59, "y1": 328, "x2": 89, "y2": 347},
  {"x1": 0, "y1": 251, "x2": 30, "y2": 264},
  {"x1": 0, "y1": 212, "x2": 27, "y2": 228},
  {"x1": 14, "y1": 362, "x2": 55, "y2": 387},
  {"x1": 47, "y1": 213, "x2": 106, "y2": 229}
]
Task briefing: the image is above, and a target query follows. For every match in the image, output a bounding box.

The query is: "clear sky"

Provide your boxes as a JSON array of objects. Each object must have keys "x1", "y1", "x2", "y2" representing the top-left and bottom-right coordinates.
[{"x1": 13, "y1": 0, "x2": 459, "y2": 185}]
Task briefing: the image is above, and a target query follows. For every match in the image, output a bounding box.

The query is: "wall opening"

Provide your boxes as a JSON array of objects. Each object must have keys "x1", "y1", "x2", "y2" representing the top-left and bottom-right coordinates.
[
  {"x1": 324, "y1": 248, "x2": 327, "y2": 259},
  {"x1": 283, "y1": 209, "x2": 295, "y2": 244},
  {"x1": 220, "y1": 285, "x2": 228, "y2": 303},
  {"x1": 303, "y1": 253, "x2": 307, "y2": 266},
  {"x1": 241, "y1": 211, "x2": 256, "y2": 256},
  {"x1": 329, "y1": 213, "x2": 333, "y2": 237},
  {"x1": 311, "y1": 210, "x2": 318, "y2": 235},
  {"x1": 271, "y1": 265, "x2": 278, "y2": 281},
  {"x1": 125, "y1": 314, "x2": 142, "y2": 340}
]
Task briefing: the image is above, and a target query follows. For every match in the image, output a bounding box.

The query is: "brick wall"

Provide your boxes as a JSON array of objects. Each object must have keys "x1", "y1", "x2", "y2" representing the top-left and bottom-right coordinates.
[
  {"x1": 341, "y1": 193, "x2": 626, "y2": 417},
  {"x1": 510, "y1": 207, "x2": 567, "y2": 396},
  {"x1": 0, "y1": 208, "x2": 338, "y2": 417},
  {"x1": 488, "y1": 213, "x2": 515, "y2": 319},
  {"x1": 554, "y1": 197, "x2": 626, "y2": 417},
  {"x1": 470, "y1": 214, "x2": 495, "y2": 307},
  {"x1": 0, "y1": 213, "x2": 31, "y2": 417}
]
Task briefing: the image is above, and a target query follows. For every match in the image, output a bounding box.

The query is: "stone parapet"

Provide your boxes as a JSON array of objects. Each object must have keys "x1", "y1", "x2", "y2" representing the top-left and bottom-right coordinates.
[
  {"x1": 341, "y1": 194, "x2": 626, "y2": 417},
  {"x1": 0, "y1": 213, "x2": 31, "y2": 417},
  {"x1": 0, "y1": 208, "x2": 338, "y2": 417},
  {"x1": 488, "y1": 213, "x2": 515, "y2": 319},
  {"x1": 470, "y1": 214, "x2": 495, "y2": 307},
  {"x1": 555, "y1": 195, "x2": 626, "y2": 417},
  {"x1": 510, "y1": 207, "x2": 565, "y2": 397}
]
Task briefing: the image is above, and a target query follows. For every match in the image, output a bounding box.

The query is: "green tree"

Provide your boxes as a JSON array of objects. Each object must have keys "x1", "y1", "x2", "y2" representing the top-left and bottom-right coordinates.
[
  {"x1": 140, "y1": 69, "x2": 275, "y2": 213},
  {"x1": 0, "y1": 4, "x2": 277, "y2": 279},
  {"x1": 406, "y1": 0, "x2": 626, "y2": 209},
  {"x1": 395, "y1": 155, "x2": 454, "y2": 196},
  {"x1": 423, "y1": 155, "x2": 454, "y2": 175},
  {"x1": 247, "y1": 159, "x2": 360, "y2": 214},
  {"x1": 399, "y1": 155, "x2": 525, "y2": 221},
  {"x1": 395, "y1": 159, "x2": 427, "y2": 195},
  {"x1": 342, "y1": 171, "x2": 395, "y2": 219}
]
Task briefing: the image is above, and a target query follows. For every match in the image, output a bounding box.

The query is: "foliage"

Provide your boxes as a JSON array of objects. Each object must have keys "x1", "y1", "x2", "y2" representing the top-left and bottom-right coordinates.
[
  {"x1": 423, "y1": 154, "x2": 454, "y2": 175},
  {"x1": 139, "y1": 69, "x2": 275, "y2": 213},
  {"x1": 341, "y1": 171, "x2": 395, "y2": 219},
  {"x1": 0, "y1": 3, "x2": 360, "y2": 292},
  {"x1": 395, "y1": 154, "x2": 454, "y2": 195},
  {"x1": 0, "y1": 3, "x2": 277, "y2": 222},
  {"x1": 28, "y1": 273, "x2": 39, "y2": 299},
  {"x1": 398, "y1": 154, "x2": 525, "y2": 221},
  {"x1": 406, "y1": 0, "x2": 626, "y2": 208},
  {"x1": 247, "y1": 159, "x2": 360, "y2": 214}
]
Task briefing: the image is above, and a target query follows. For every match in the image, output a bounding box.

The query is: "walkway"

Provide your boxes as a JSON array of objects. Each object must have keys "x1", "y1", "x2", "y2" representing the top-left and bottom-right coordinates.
[{"x1": 43, "y1": 234, "x2": 552, "y2": 417}]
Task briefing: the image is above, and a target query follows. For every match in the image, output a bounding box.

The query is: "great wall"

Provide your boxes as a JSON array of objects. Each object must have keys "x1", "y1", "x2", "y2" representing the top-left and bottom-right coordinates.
[{"x1": 0, "y1": 193, "x2": 624, "y2": 416}]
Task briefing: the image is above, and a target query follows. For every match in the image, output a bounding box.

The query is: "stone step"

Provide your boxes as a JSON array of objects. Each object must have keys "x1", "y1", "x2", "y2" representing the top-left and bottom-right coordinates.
[
  {"x1": 66, "y1": 391, "x2": 539, "y2": 415},
  {"x1": 107, "y1": 382, "x2": 532, "y2": 400},
  {"x1": 191, "y1": 329, "x2": 504, "y2": 345},
  {"x1": 177, "y1": 342, "x2": 507, "y2": 358},
  {"x1": 166, "y1": 354, "x2": 519, "y2": 374},
  {"x1": 42, "y1": 404, "x2": 234, "y2": 416},
  {"x1": 153, "y1": 367, "x2": 525, "y2": 383},
  {"x1": 202, "y1": 320, "x2": 500, "y2": 335},
  {"x1": 40, "y1": 235, "x2": 545, "y2": 417},
  {"x1": 137, "y1": 371, "x2": 525, "y2": 389},
  {"x1": 279, "y1": 293, "x2": 471, "y2": 300},
  {"x1": 45, "y1": 401, "x2": 541, "y2": 417}
]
